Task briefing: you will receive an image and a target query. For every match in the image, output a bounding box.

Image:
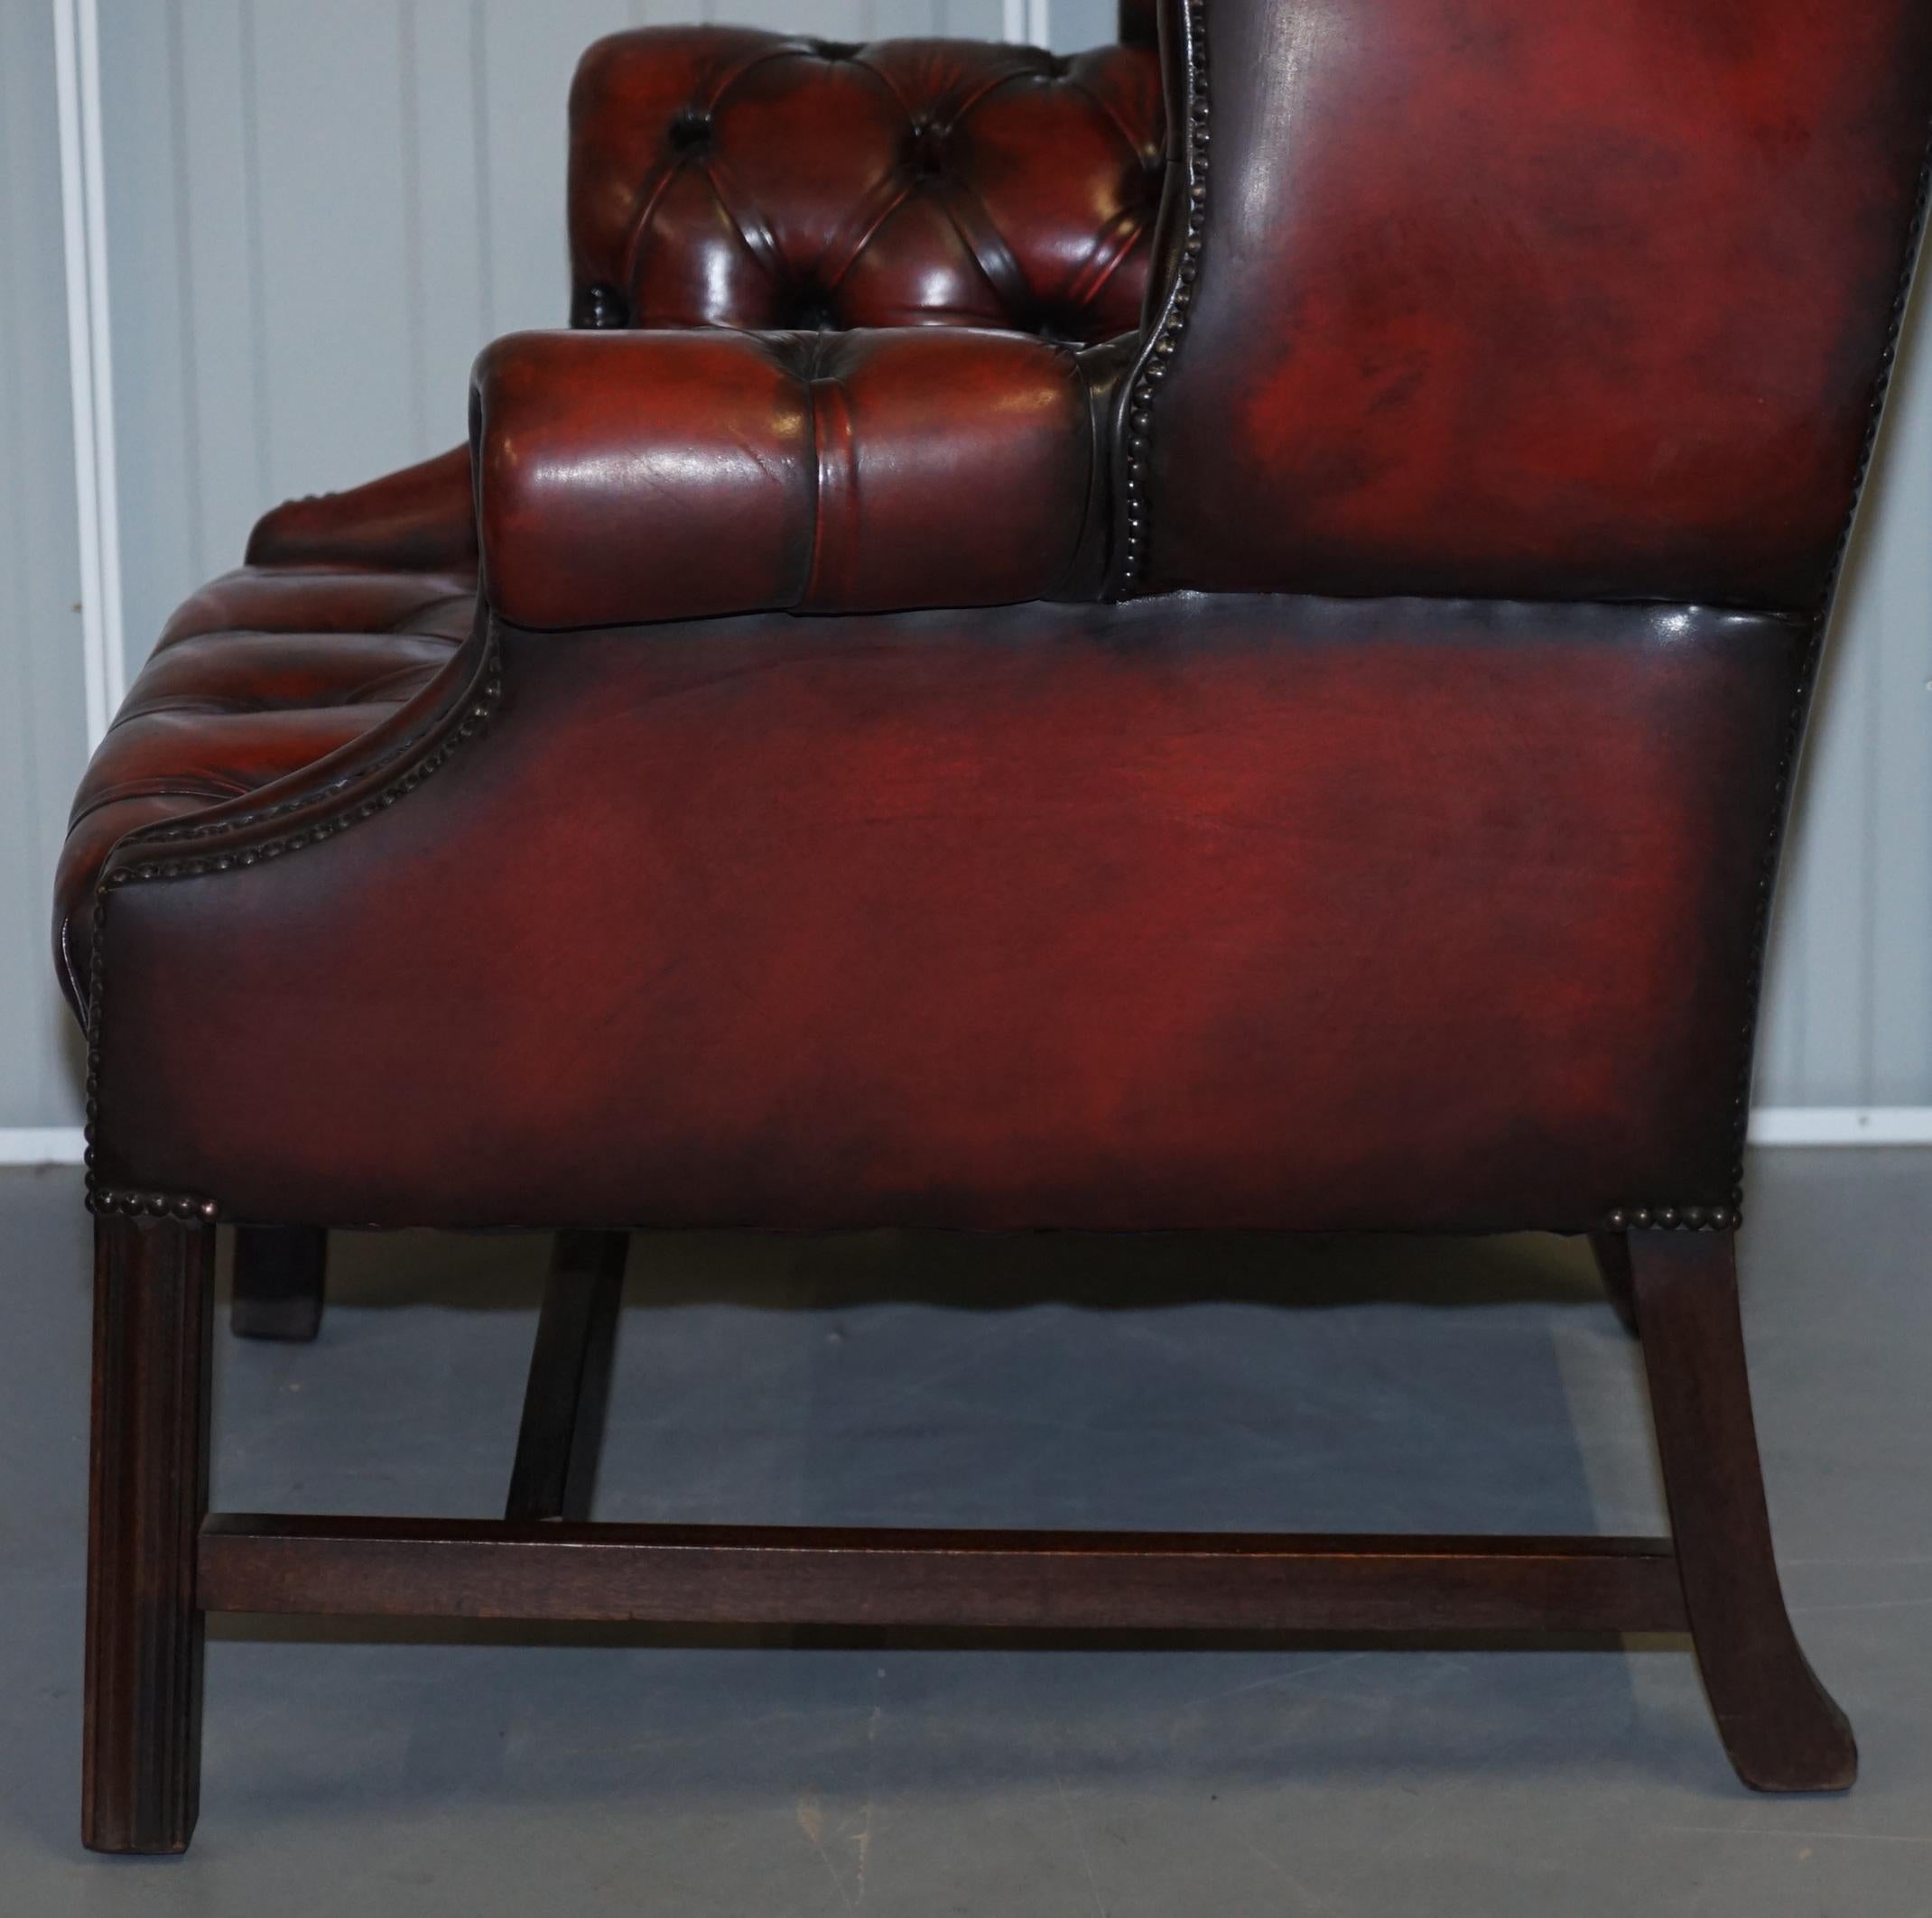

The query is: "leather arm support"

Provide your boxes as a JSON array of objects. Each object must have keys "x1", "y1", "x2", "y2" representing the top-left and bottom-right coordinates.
[
  {"x1": 246, "y1": 444, "x2": 478, "y2": 574},
  {"x1": 470, "y1": 327, "x2": 1101, "y2": 630}
]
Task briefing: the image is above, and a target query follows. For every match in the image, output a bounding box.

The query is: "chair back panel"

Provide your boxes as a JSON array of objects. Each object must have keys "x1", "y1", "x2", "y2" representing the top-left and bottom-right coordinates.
[
  {"x1": 1136, "y1": 0, "x2": 1932, "y2": 611},
  {"x1": 569, "y1": 30, "x2": 1165, "y2": 346}
]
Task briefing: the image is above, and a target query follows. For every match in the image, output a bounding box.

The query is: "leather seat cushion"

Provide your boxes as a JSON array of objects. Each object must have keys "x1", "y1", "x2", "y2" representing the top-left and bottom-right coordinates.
[
  {"x1": 91, "y1": 594, "x2": 1799, "y2": 1234},
  {"x1": 56, "y1": 566, "x2": 474, "y2": 1010}
]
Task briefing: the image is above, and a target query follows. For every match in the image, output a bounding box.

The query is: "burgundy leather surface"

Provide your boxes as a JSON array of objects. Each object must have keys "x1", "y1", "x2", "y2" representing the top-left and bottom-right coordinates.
[
  {"x1": 568, "y1": 30, "x2": 1161, "y2": 341},
  {"x1": 474, "y1": 328, "x2": 1094, "y2": 629},
  {"x1": 245, "y1": 446, "x2": 477, "y2": 575},
  {"x1": 92, "y1": 595, "x2": 1800, "y2": 1233},
  {"x1": 56, "y1": 9, "x2": 1932, "y2": 1247},
  {"x1": 55, "y1": 568, "x2": 473, "y2": 1010},
  {"x1": 56, "y1": 22, "x2": 1154, "y2": 1005},
  {"x1": 1140, "y1": 0, "x2": 1932, "y2": 610}
]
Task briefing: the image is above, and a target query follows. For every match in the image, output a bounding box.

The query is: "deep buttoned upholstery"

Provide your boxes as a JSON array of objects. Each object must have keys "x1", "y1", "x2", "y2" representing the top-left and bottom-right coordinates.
[{"x1": 567, "y1": 31, "x2": 1162, "y2": 341}]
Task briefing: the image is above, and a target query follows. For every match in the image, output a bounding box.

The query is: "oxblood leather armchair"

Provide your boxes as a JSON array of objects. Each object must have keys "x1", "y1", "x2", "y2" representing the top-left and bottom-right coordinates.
[{"x1": 62, "y1": 2, "x2": 1932, "y2": 1853}]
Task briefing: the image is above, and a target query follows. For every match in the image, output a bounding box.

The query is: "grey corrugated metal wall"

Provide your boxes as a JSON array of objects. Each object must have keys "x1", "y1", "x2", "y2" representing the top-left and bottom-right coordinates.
[
  {"x1": 0, "y1": 0, "x2": 90, "y2": 1131},
  {"x1": 3, "y1": 0, "x2": 1929, "y2": 1142}
]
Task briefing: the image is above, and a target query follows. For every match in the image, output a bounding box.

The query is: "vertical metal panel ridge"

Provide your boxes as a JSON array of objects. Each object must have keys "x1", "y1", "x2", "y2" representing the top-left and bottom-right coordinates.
[
  {"x1": 1859, "y1": 269, "x2": 1932, "y2": 1106},
  {"x1": 97, "y1": 0, "x2": 192, "y2": 683},
  {"x1": 469, "y1": 0, "x2": 496, "y2": 341},
  {"x1": 1, "y1": 0, "x2": 88, "y2": 1128},
  {"x1": 1758, "y1": 276, "x2": 1932, "y2": 1108},
  {"x1": 249, "y1": 3, "x2": 419, "y2": 500},
  {"x1": 164, "y1": 0, "x2": 207, "y2": 583},
  {"x1": 74, "y1": 0, "x2": 126, "y2": 716},
  {"x1": 238, "y1": 0, "x2": 273, "y2": 508},
  {"x1": 172, "y1": 0, "x2": 267, "y2": 637},
  {"x1": 399, "y1": 0, "x2": 430, "y2": 451}
]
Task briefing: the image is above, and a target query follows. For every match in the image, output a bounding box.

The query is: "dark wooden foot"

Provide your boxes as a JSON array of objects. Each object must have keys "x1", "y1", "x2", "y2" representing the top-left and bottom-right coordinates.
[
  {"x1": 84, "y1": 1215, "x2": 215, "y2": 1853},
  {"x1": 506, "y1": 1231, "x2": 629, "y2": 1522},
  {"x1": 229, "y1": 1225, "x2": 327, "y2": 1341},
  {"x1": 1630, "y1": 1228, "x2": 1856, "y2": 1792},
  {"x1": 1588, "y1": 1229, "x2": 1639, "y2": 1337}
]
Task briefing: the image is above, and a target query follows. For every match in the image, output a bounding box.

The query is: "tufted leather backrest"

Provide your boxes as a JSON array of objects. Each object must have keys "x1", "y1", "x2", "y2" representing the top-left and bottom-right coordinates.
[{"x1": 568, "y1": 29, "x2": 1164, "y2": 344}]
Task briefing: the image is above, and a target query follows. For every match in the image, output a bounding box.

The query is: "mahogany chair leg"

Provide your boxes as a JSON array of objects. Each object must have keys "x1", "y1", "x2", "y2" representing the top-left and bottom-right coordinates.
[
  {"x1": 229, "y1": 1225, "x2": 327, "y2": 1341},
  {"x1": 1588, "y1": 1229, "x2": 1639, "y2": 1337},
  {"x1": 1630, "y1": 1228, "x2": 1856, "y2": 1792},
  {"x1": 505, "y1": 1230, "x2": 629, "y2": 1522},
  {"x1": 83, "y1": 1214, "x2": 216, "y2": 1854}
]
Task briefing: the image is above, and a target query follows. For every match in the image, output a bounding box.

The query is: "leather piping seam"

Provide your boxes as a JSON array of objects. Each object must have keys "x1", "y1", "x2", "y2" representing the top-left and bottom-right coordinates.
[
  {"x1": 858, "y1": 51, "x2": 1035, "y2": 132},
  {"x1": 151, "y1": 616, "x2": 468, "y2": 653},
  {"x1": 814, "y1": 169, "x2": 918, "y2": 304},
  {"x1": 1064, "y1": 201, "x2": 1149, "y2": 322},
  {"x1": 70, "y1": 777, "x2": 256, "y2": 823},
  {"x1": 100, "y1": 684, "x2": 432, "y2": 726},
  {"x1": 1065, "y1": 69, "x2": 1156, "y2": 164},
  {"x1": 81, "y1": 631, "x2": 505, "y2": 1223},
  {"x1": 612, "y1": 168, "x2": 692, "y2": 320},
  {"x1": 698, "y1": 153, "x2": 789, "y2": 293},
  {"x1": 801, "y1": 351, "x2": 857, "y2": 608},
  {"x1": 1605, "y1": 106, "x2": 1932, "y2": 1236},
  {"x1": 124, "y1": 717, "x2": 438, "y2": 843},
  {"x1": 1112, "y1": 0, "x2": 1208, "y2": 598},
  {"x1": 931, "y1": 176, "x2": 1032, "y2": 321},
  {"x1": 1055, "y1": 345, "x2": 1113, "y2": 600}
]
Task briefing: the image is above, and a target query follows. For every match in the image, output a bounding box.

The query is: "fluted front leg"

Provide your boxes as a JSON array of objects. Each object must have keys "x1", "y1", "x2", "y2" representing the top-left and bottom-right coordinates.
[{"x1": 83, "y1": 1215, "x2": 215, "y2": 1853}]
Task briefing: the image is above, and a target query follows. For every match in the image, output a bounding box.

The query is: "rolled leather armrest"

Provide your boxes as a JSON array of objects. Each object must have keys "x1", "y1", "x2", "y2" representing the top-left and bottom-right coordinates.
[
  {"x1": 246, "y1": 443, "x2": 478, "y2": 573},
  {"x1": 470, "y1": 328, "x2": 1097, "y2": 630}
]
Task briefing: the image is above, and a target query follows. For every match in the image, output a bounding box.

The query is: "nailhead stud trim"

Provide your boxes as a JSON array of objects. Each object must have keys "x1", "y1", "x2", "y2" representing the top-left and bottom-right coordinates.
[
  {"x1": 1605, "y1": 116, "x2": 1932, "y2": 1236},
  {"x1": 1603, "y1": 1206, "x2": 1732, "y2": 1236},
  {"x1": 1115, "y1": 0, "x2": 1209, "y2": 598}
]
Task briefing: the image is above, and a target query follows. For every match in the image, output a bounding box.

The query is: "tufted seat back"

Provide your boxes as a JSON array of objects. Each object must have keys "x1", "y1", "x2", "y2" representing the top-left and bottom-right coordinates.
[{"x1": 567, "y1": 29, "x2": 1165, "y2": 344}]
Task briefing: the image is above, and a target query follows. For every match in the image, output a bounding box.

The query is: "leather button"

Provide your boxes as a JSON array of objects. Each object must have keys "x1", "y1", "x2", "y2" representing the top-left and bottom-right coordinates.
[
  {"x1": 906, "y1": 121, "x2": 945, "y2": 178},
  {"x1": 667, "y1": 109, "x2": 711, "y2": 155}
]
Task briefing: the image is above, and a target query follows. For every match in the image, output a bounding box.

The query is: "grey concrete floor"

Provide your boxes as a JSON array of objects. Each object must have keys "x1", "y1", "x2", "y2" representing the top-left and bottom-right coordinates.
[{"x1": 4, "y1": 1153, "x2": 1931, "y2": 1914}]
